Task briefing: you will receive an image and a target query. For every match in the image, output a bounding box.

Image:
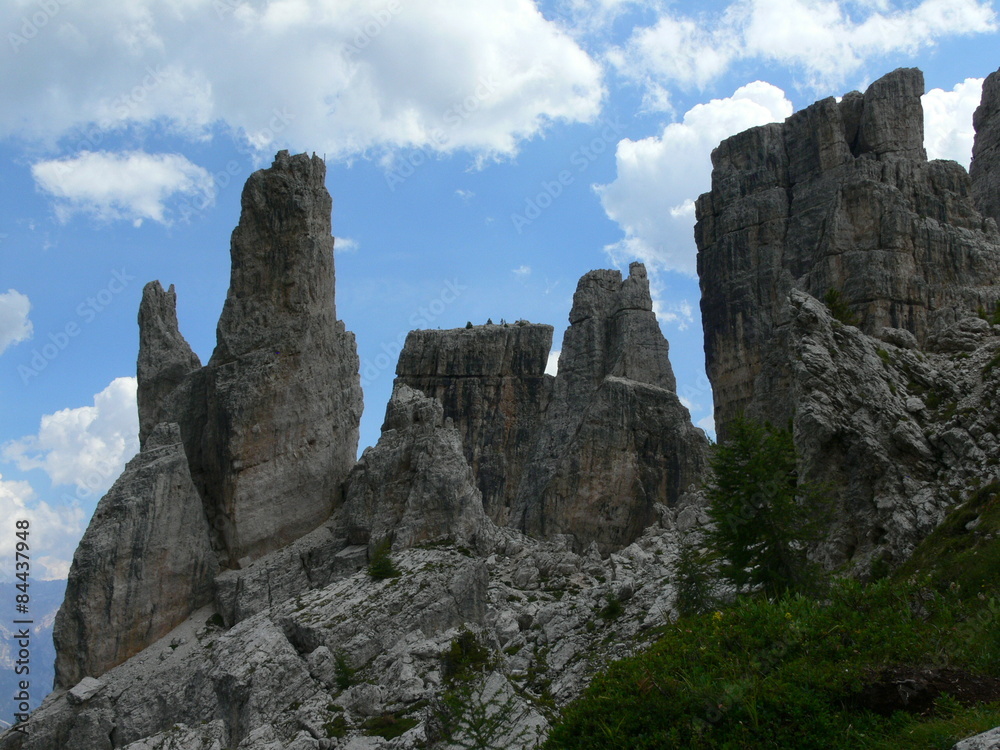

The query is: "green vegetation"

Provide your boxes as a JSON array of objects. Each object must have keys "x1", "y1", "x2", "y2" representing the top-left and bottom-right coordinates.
[
  {"x1": 545, "y1": 578, "x2": 1000, "y2": 749},
  {"x1": 363, "y1": 714, "x2": 419, "y2": 739},
  {"x1": 367, "y1": 538, "x2": 401, "y2": 579},
  {"x1": 333, "y1": 649, "x2": 354, "y2": 690},
  {"x1": 441, "y1": 628, "x2": 493, "y2": 682},
  {"x1": 543, "y1": 422, "x2": 1000, "y2": 749},
  {"x1": 824, "y1": 288, "x2": 861, "y2": 326},
  {"x1": 976, "y1": 300, "x2": 1000, "y2": 326},
  {"x1": 598, "y1": 595, "x2": 624, "y2": 621},
  {"x1": 705, "y1": 418, "x2": 829, "y2": 598}
]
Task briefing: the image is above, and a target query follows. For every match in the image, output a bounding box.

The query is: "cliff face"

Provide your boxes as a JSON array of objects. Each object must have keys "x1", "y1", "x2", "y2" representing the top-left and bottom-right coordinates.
[
  {"x1": 971, "y1": 68, "x2": 1000, "y2": 226},
  {"x1": 697, "y1": 68, "x2": 1000, "y2": 437},
  {"x1": 514, "y1": 263, "x2": 709, "y2": 553},
  {"x1": 697, "y1": 66, "x2": 1000, "y2": 568},
  {"x1": 395, "y1": 324, "x2": 553, "y2": 526}
]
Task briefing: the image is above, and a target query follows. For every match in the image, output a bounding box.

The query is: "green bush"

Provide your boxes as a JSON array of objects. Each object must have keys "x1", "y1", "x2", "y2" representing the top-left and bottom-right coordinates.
[
  {"x1": 333, "y1": 649, "x2": 354, "y2": 690},
  {"x1": 824, "y1": 288, "x2": 860, "y2": 326}
]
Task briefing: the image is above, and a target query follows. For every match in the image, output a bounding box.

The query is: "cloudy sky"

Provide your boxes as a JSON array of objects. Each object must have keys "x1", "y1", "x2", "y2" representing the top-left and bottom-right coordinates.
[{"x1": 0, "y1": 0, "x2": 997, "y2": 580}]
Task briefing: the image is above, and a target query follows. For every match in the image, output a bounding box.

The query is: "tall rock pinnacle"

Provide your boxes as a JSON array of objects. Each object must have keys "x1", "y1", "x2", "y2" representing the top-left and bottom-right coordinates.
[
  {"x1": 53, "y1": 152, "x2": 364, "y2": 688},
  {"x1": 195, "y1": 151, "x2": 363, "y2": 564},
  {"x1": 136, "y1": 281, "x2": 201, "y2": 447},
  {"x1": 514, "y1": 262, "x2": 708, "y2": 553}
]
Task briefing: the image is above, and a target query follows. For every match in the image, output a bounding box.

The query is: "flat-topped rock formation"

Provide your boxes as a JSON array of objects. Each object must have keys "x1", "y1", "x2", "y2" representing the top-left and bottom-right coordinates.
[{"x1": 395, "y1": 323, "x2": 553, "y2": 525}]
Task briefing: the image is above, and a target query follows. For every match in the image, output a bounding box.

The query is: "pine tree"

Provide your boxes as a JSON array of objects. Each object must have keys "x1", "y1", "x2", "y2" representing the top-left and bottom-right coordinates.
[{"x1": 705, "y1": 418, "x2": 828, "y2": 598}]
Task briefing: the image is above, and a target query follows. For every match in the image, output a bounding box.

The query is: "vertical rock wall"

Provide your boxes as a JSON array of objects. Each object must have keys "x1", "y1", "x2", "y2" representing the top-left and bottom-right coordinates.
[
  {"x1": 697, "y1": 68, "x2": 1000, "y2": 436},
  {"x1": 395, "y1": 324, "x2": 553, "y2": 526}
]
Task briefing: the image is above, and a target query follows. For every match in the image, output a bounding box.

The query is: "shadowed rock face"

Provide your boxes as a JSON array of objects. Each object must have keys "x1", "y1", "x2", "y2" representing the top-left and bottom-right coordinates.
[
  {"x1": 697, "y1": 68, "x2": 1000, "y2": 437},
  {"x1": 514, "y1": 262, "x2": 709, "y2": 553},
  {"x1": 395, "y1": 324, "x2": 553, "y2": 526},
  {"x1": 52, "y1": 424, "x2": 218, "y2": 689},
  {"x1": 696, "y1": 67, "x2": 1000, "y2": 571},
  {"x1": 971, "y1": 67, "x2": 1000, "y2": 227},
  {"x1": 188, "y1": 151, "x2": 363, "y2": 565}
]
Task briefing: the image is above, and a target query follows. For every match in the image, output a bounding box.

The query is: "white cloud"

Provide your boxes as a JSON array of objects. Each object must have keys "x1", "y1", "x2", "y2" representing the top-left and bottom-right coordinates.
[
  {"x1": 32, "y1": 151, "x2": 215, "y2": 225},
  {"x1": 611, "y1": 0, "x2": 996, "y2": 95},
  {"x1": 545, "y1": 350, "x2": 560, "y2": 376},
  {"x1": 3, "y1": 377, "x2": 139, "y2": 499},
  {"x1": 0, "y1": 474, "x2": 85, "y2": 581},
  {"x1": 598, "y1": 81, "x2": 793, "y2": 276},
  {"x1": 512, "y1": 265, "x2": 532, "y2": 278},
  {"x1": 0, "y1": 290, "x2": 33, "y2": 355},
  {"x1": 923, "y1": 77, "x2": 984, "y2": 168},
  {"x1": 455, "y1": 189, "x2": 475, "y2": 201},
  {"x1": 1, "y1": 0, "x2": 604, "y2": 160},
  {"x1": 335, "y1": 236, "x2": 359, "y2": 254},
  {"x1": 697, "y1": 412, "x2": 716, "y2": 439}
]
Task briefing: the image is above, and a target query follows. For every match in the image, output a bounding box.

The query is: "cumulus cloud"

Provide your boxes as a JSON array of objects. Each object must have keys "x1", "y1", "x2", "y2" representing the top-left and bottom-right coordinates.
[
  {"x1": 0, "y1": 290, "x2": 33, "y2": 355},
  {"x1": 923, "y1": 78, "x2": 984, "y2": 168},
  {"x1": 0, "y1": 474, "x2": 85, "y2": 581},
  {"x1": 598, "y1": 81, "x2": 793, "y2": 276},
  {"x1": 32, "y1": 151, "x2": 215, "y2": 225},
  {"x1": 3, "y1": 377, "x2": 139, "y2": 500},
  {"x1": 1, "y1": 0, "x2": 603, "y2": 160},
  {"x1": 610, "y1": 0, "x2": 996, "y2": 100}
]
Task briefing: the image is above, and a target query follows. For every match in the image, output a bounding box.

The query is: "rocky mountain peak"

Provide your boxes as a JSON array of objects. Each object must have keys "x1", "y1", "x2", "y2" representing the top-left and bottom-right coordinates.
[{"x1": 972, "y1": 68, "x2": 1000, "y2": 226}]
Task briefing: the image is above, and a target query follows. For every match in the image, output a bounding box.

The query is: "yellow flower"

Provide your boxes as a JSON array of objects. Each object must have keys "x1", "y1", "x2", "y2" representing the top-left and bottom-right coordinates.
[{"x1": 712, "y1": 611, "x2": 723, "y2": 621}]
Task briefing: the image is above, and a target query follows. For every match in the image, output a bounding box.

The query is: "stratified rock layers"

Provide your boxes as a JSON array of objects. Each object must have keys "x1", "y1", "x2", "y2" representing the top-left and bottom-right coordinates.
[
  {"x1": 515, "y1": 263, "x2": 708, "y2": 553},
  {"x1": 396, "y1": 324, "x2": 553, "y2": 525},
  {"x1": 697, "y1": 68, "x2": 1000, "y2": 436},
  {"x1": 53, "y1": 424, "x2": 218, "y2": 689}
]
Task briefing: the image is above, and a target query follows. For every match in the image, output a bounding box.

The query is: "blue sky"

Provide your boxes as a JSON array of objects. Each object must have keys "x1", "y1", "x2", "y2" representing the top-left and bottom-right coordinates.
[{"x1": 0, "y1": 0, "x2": 997, "y2": 580}]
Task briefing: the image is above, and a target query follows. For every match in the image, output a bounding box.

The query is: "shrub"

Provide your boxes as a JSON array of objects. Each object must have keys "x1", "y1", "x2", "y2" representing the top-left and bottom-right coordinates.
[
  {"x1": 823, "y1": 288, "x2": 860, "y2": 326},
  {"x1": 367, "y1": 538, "x2": 401, "y2": 579}
]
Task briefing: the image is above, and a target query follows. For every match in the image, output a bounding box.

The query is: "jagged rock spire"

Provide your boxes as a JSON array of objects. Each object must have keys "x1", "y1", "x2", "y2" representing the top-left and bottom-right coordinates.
[{"x1": 136, "y1": 281, "x2": 201, "y2": 447}]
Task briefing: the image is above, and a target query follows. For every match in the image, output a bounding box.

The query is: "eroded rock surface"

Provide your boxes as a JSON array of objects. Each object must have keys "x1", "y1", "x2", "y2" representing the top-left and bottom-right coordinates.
[
  {"x1": 396, "y1": 324, "x2": 553, "y2": 526},
  {"x1": 52, "y1": 424, "x2": 218, "y2": 689},
  {"x1": 971, "y1": 67, "x2": 1000, "y2": 226},
  {"x1": 514, "y1": 262, "x2": 708, "y2": 553},
  {"x1": 343, "y1": 384, "x2": 496, "y2": 554},
  {"x1": 697, "y1": 67, "x2": 1000, "y2": 435}
]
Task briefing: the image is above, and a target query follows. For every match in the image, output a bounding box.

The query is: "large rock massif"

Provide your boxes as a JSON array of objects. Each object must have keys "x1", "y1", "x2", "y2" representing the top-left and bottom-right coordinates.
[
  {"x1": 697, "y1": 67, "x2": 1000, "y2": 568},
  {"x1": 8, "y1": 66, "x2": 1000, "y2": 750}
]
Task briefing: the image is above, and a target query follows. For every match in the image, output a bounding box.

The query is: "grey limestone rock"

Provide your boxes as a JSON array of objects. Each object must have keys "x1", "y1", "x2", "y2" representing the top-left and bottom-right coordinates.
[
  {"x1": 697, "y1": 67, "x2": 1000, "y2": 436},
  {"x1": 343, "y1": 384, "x2": 496, "y2": 554},
  {"x1": 952, "y1": 726, "x2": 1000, "y2": 750},
  {"x1": 396, "y1": 323, "x2": 553, "y2": 526},
  {"x1": 971, "y1": 68, "x2": 1000, "y2": 226},
  {"x1": 136, "y1": 282, "x2": 200, "y2": 448},
  {"x1": 514, "y1": 262, "x2": 708, "y2": 553},
  {"x1": 190, "y1": 150, "x2": 363, "y2": 565},
  {"x1": 52, "y1": 423, "x2": 218, "y2": 689}
]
